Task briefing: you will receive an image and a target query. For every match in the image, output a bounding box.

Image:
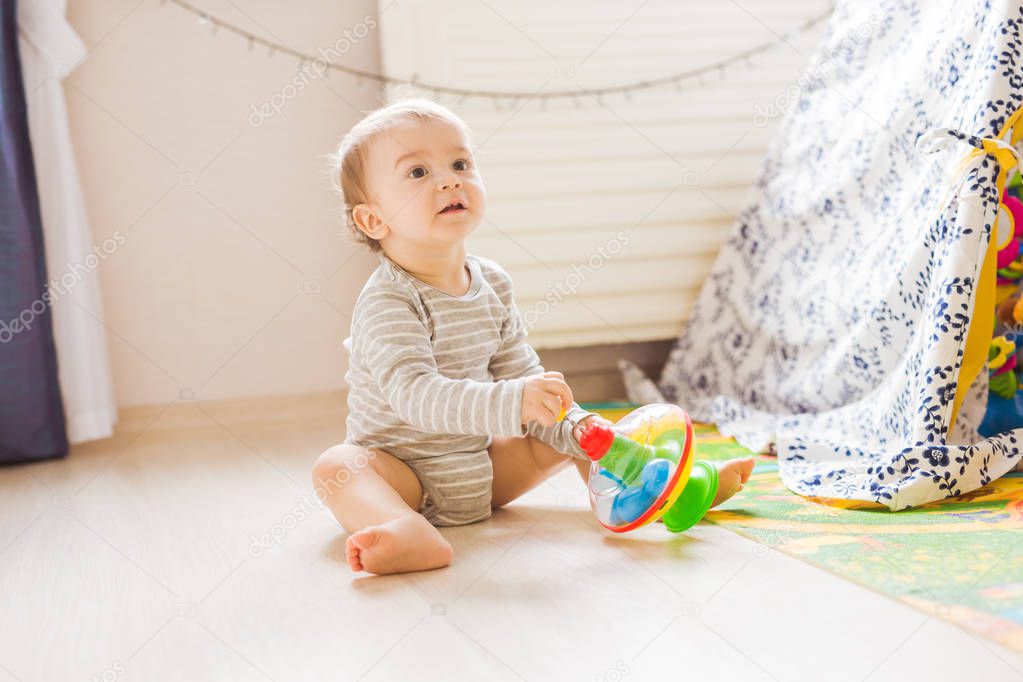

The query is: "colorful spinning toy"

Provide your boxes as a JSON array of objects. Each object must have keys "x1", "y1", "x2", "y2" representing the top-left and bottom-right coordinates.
[{"x1": 576, "y1": 403, "x2": 719, "y2": 533}]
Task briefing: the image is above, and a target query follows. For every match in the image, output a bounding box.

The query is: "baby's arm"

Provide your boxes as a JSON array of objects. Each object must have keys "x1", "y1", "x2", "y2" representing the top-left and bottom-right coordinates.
[
  {"x1": 356, "y1": 285, "x2": 529, "y2": 437},
  {"x1": 488, "y1": 292, "x2": 596, "y2": 458}
]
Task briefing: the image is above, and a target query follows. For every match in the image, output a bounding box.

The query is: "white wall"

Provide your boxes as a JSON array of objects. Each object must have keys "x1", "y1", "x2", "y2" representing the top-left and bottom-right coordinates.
[
  {"x1": 61, "y1": 0, "x2": 828, "y2": 407},
  {"x1": 63, "y1": 0, "x2": 382, "y2": 407}
]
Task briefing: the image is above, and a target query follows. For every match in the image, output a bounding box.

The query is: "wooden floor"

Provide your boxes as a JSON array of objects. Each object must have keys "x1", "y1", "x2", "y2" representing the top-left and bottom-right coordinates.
[{"x1": 1, "y1": 392, "x2": 1021, "y2": 682}]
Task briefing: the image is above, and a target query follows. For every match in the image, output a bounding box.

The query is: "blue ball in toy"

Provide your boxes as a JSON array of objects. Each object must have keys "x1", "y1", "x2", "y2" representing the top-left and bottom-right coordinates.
[{"x1": 609, "y1": 459, "x2": 672, "y2": 525}]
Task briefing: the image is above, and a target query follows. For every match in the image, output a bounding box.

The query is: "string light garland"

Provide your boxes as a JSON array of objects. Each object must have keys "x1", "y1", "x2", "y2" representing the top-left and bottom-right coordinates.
[{"x1": 167, "y1": 0, "x2": 835, "y2": 104}]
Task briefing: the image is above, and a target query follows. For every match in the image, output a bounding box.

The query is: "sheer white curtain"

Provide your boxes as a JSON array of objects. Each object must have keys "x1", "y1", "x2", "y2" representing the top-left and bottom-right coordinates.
[{"x1": 19, "y1": 0, "x2": 117, "y2": 443}]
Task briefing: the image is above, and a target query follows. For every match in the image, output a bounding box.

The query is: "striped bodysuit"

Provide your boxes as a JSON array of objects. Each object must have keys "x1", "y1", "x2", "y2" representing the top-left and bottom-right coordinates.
[{"x1": 343, "y1": 252, "x2": 592, "y2": 526}]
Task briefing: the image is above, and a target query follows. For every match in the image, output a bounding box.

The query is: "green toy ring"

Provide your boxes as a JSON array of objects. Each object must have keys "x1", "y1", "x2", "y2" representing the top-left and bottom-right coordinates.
[{"x1": 660, "y1": 460, "x2": 719, "y2": 533}]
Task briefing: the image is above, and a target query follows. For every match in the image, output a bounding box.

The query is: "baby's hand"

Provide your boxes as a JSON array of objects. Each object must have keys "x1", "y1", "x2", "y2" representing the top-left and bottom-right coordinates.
[
  {"x1": 521, "y1": 371, "x2": 573, "y2": 427},
  {"x1": 572, "y1": 414, "x2": 613, "y2": 442}
]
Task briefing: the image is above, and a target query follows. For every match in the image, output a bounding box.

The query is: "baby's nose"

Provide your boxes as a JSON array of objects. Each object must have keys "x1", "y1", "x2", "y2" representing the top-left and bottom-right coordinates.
[{"x1": 437, "y1": 173, "x2": 462, "y2": 190}]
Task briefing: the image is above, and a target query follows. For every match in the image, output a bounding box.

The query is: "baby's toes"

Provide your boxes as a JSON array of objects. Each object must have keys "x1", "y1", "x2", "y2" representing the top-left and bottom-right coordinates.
[
  {"x1": 710, "y1": 458, "x2": 756, "y2": 507},
  {"x1": 349, "y1": 527, "x2": 381, "y2": 551},
  {"x1": 739, "y1": 457, "x2": 755, "y2": 483},
  {"x1": 345, "y1": 536, "x2": 365, "y2": 571}
]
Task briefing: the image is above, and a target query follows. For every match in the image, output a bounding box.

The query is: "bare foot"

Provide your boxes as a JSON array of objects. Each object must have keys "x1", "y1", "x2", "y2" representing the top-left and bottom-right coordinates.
[
  {"x1": 710, "y1": 457, "x2": 756, "y2": 508},
  {"x1": 345, "y1": 514, "x2": 453, "y2": 575}
]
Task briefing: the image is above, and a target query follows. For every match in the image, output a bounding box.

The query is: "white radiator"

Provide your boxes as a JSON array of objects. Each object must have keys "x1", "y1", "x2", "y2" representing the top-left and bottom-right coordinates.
[{"x1": 377, "y1": 0, "x2": 829, "y2": 348}]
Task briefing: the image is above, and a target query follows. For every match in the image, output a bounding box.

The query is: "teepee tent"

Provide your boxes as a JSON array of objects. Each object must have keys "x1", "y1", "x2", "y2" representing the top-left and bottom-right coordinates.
[{"x1": 657, "y1": 0, "x2": 1023, "y2": 510}]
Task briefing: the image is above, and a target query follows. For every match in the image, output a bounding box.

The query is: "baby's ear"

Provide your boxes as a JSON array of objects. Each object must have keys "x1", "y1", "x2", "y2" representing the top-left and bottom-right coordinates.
[{"x1": 352, "y1": 204, "x2": 388, "y2": 241}]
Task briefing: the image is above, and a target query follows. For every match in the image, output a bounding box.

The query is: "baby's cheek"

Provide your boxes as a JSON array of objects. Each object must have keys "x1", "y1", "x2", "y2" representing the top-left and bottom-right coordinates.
[
  {"x1": 470, "y1": 179, "x2": 487, "y2": 206},
  {"x1": 392, "y1": 196, "x2": 429, "y2": 224}
]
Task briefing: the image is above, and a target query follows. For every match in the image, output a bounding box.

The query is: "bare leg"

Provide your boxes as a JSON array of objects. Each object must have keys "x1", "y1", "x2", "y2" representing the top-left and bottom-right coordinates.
[
  {"x1": 489, "y1": 435, "x2": 582, "y2": 508},
  {"x1": 573, "y1": 458, "x2": 593, "y2": 483},
  {"x1": 312, "y1": 444, "x2": 452, "y2": 575}
]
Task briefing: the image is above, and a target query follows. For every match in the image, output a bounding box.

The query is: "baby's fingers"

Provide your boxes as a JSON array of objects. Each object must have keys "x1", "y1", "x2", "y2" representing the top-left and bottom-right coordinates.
[
  {"x1": 526, "y1": 395, "x2": 558, "y2": 427},
  {"x1": 539, "y1": 396, "x2": 568, "y2": 426},
  {"x1": 540, "y1": 377, "x2": 574, "y2": 416}
]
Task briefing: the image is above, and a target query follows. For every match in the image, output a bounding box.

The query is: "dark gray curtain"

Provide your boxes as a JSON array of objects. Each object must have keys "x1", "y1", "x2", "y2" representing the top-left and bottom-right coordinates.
[{"x1": 0, "y1": 0, "x2": 67, "y2": 463}]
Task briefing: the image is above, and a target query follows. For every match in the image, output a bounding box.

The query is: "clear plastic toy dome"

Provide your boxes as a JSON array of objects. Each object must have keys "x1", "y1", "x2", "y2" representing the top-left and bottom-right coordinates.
[{"x1": 583, "y1": 403, "x2": 696, "y2": 533}]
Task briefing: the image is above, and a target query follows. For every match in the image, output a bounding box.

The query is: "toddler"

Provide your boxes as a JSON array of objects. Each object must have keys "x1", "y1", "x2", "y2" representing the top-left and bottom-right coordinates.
[{"x1": 313, "y1": 99, "x2": 754, "y2": 575}]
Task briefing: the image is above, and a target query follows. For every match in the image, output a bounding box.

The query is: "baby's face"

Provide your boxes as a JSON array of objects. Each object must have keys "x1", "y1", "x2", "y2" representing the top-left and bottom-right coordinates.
[{"x1": 358, "y1": 117, "x2": 485, "y2": 252}]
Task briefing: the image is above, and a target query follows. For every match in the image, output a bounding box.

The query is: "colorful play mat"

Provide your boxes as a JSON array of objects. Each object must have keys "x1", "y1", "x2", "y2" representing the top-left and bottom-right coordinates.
[{"x1": 582, "y1": 402, "x2": 1023, "y2": 654}]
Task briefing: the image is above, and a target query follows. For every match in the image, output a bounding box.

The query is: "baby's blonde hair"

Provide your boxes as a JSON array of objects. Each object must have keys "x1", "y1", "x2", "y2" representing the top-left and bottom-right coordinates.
[{"x1": 330, "y1": 98, "x2": 473, "y2": 252}]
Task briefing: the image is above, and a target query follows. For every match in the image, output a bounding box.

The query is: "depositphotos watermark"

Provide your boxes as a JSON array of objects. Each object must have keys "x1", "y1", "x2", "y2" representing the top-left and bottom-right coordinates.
[
  {"x1": 595, "y1": 661, "x2": 630, "y2": 682},
  {"x1": 521, "y1": 230, "x2": 632, "y2": 329},
  {"x1": 0, "y1": 231, "x2": 126, "y2": 344},
  {"x1": 90, "y1": 661, "x2": 126, "y2": 682},
  {"x1": 247, "y1": 449, "x2": 377, "y2": 558},
  {"x1": 751, "y1": 14, "x2": 881, "y2": 128},
  {"x1": 248, "y1": 15, "x2": 377, "y2": 127}
]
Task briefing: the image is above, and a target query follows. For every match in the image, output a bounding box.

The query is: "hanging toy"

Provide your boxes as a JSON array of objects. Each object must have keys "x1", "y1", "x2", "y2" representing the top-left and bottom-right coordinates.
[
  {"x1": 996, "y1": 294, "x2": 1023, "y2": 326},
  {"x1": 981, "y1": 334, "x2": 1023, "y2": 437},
  {"x1": 979, "y1": 338, "x2": 1023, "y2": 434},
  {"x1": 576, "y1": 403, "x2": 719, "y2": 533},
  {"x1": 988, "y1": 336, "x2": 1018, "y2": 398},
  {"x1": 995, "y1": 189, "x2": 1023, "y2": 288}
]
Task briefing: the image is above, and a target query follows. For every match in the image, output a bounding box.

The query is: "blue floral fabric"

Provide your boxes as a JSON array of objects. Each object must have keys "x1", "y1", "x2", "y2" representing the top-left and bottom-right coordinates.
[{"x1": 658, "y1": 0, "x2": 1023, "y2": 510}]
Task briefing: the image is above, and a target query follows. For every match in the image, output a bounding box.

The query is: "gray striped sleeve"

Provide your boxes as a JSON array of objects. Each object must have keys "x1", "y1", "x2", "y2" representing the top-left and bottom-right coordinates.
[
  {"x1": 488, "y1": 286, "x2": 593, "y2": 459},
  {"x1": 355, "y1": 286, "x2": 527, "y2": 438}
]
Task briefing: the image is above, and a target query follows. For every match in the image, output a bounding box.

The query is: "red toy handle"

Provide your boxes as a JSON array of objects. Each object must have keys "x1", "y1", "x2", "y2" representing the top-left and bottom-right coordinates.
[{"x1": 579, "y1": 422, "x2": 614, "y2": 460}]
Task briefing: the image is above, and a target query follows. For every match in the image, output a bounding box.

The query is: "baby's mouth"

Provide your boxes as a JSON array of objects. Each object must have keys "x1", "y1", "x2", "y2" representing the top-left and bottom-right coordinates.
[{"x1": 438, "y1": 202, "x2": 467, "y2": 215}]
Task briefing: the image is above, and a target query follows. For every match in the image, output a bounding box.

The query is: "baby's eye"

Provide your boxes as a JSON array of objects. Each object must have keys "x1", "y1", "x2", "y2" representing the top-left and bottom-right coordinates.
[
  {"x1": 408, "y1": 166, "x2": 428, "y2": 179},
  {"x1": 453, "y1": 159, "x2": 471, "y2": 171}
]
